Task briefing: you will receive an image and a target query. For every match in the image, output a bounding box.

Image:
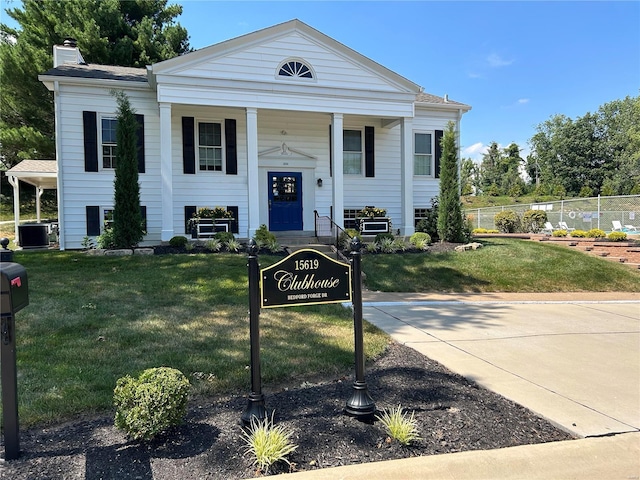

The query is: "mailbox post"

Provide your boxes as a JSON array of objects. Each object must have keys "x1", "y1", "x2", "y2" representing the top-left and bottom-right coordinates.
[{"x1": 0, "y1": 261, "x2": 29, "y2": 461}]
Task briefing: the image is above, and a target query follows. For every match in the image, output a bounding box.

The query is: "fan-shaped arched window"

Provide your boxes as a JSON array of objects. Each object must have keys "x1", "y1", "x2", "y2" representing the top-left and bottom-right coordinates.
[{"x1": 277, "y1": 59, "x2": 314, "y2": 80}]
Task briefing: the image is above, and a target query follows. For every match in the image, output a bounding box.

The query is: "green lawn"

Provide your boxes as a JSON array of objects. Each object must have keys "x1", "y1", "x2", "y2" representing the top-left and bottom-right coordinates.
[
  {"x1": 4, "y1": 238, "x2": 639, "y2": 428},
  {"x1": 4, "y1": 251, "x2": 389, "y2": 427},
  {"x1": 362, "y1": 238, "x2": 640, "y2": 292}
]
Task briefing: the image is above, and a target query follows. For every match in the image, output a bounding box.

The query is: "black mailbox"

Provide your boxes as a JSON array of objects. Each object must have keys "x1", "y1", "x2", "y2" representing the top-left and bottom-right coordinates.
[{"x1": 1, "y1": 262, "x2": 29, "y2": 315}]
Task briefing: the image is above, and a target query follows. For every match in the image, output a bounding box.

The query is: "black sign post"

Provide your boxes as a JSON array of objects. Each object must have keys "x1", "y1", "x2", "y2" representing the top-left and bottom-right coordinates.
[
  {"x1": 242, "y1": 238, "x2": 375, "y2": 424},
  {"x1": 241, "y1": 240, "x2": 266, "y2": 426},
  {"x1": 344, "y1": 237, "x2": 376, "y2": 420}
]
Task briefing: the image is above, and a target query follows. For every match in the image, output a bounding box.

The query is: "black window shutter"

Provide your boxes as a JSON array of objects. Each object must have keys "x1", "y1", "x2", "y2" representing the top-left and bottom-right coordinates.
[
  {"x1": 365, "y1": 126, "x2": 375, "y2": 177},
  {"x1": 182, "y1": 117, "x2": 196, "y2": 174},
  {"x1": 135, "y1": 114, "x2": 145, "y2": 173},
  {"x1": 83, "y1": 111, "x2": 99, "y2": 172},
  {"x1": 227, "y1": 206, "x2": 239, "y2": 233},
  {"x1": 86, "y1": 206, "x2": 100, "y2": 236},
  {"x1": 329, "y1": 124, "x2": 333, "y2": 177},
  {"x1": 140, "y1": 205, "x2": 147, "y2": 232},
  {"x1": 225, "y1": 119, "x2": 237, "y2": 175},
  {"x1": 185, "y1": 205, "x2": 196, "y2": 234},
  {"x1": 435, "y1": 129, "x2": 443, "y2": 178}
]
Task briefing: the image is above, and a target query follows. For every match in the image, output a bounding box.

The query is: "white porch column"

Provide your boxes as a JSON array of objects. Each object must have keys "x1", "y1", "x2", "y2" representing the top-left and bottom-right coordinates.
[
  {"x1": 331, "y1": 113, "x2": 344, "y2": 228},
  {"x1": 36, "y1": 187, "x2": 44, "y2": 222},
  {"x1": 401, "y1": 117, "x2": 415, "y2": 236},
  {"x1": 8, "y1": 176, "x2": 20, "y2": 244},
  {"x1": 246, "y1": 107, "x2": 259, "y2": 238},
  {"x1": 159, "y1": 102, "x2": 174, "y2": 241}
]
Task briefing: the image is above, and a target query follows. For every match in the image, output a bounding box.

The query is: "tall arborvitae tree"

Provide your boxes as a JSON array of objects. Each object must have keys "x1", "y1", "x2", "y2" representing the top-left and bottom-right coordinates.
[
  {"x1": 112, "y1": 92, "x2": 143, "y2": 248},
  {"x1": 437, "y1": 122, "x2": 466, "y2": 243},
  {"x1": 0, "y1": 0, "x2": 190, "y2": 169}
]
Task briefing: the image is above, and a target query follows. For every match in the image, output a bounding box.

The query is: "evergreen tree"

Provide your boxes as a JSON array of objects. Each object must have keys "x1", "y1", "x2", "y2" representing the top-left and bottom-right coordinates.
[
  {"x1": 437, "y1": 122, "x2": 466, "y2": 242},
  {"x1": 112, "y1": 91, "x2": 143, "y2": 248},
  {"x1": 0, "y1": 0, "x2": 190, "y2": 168}
]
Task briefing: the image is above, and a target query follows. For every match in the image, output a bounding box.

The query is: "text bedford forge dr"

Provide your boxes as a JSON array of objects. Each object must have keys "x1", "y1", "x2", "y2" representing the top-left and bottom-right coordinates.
[{"x1": 261, "y1": 250, "x2": 351, "y2": 308}]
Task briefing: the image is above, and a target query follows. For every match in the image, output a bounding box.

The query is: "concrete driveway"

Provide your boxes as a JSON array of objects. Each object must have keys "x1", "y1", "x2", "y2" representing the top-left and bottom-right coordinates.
[{"x1": 362, "y1": 294, "x2": 640, "y2": 438}]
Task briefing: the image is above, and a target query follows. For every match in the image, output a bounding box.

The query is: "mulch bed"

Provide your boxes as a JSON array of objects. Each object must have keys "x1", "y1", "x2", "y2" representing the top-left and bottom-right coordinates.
[{"x1": 3, "y1": 342, "x2": 573, "y2": 479}]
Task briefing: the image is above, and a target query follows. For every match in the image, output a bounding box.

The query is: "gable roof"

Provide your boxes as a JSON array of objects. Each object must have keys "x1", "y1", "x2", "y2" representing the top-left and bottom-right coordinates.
[{"x1": 151, "y1": 19, "x2": 422, "y2": 94}]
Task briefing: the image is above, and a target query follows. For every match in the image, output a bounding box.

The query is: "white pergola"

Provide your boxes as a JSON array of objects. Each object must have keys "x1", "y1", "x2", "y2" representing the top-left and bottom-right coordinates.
[{"x1": 5, "y1": 159, "x2": 58, "y2": 243}]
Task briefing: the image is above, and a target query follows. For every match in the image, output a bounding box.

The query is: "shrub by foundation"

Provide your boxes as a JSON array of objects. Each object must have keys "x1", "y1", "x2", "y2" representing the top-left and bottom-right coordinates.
[{"x1": 169, "y1": 236, "x2": 188, "y2": 248}]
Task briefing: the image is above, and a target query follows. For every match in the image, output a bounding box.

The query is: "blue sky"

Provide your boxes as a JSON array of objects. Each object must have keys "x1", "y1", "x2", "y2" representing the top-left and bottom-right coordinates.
[
  {"x1": 176, "y1": 0, "x2": 640, "y2": 162},
  {"x1": 4, "y1": 0, "x2": 638, "y2": 162}
]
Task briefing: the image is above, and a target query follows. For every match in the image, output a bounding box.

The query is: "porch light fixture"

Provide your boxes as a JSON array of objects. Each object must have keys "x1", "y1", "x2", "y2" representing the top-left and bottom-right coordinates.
[{"x1": 317, "y1": 178, "x2": 323, "y2": 187}]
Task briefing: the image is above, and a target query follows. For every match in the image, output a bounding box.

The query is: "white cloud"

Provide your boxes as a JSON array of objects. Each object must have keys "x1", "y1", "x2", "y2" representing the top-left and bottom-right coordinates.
[
  {"x1": 462, "y1": 142, "x2": 488, "y2": 162},
  {"x1": 487, "y1": 53, "x2": 513, "y2": 68},
  {"x1": 517, "y1": 98, "x2": 530, "y2": 105}
]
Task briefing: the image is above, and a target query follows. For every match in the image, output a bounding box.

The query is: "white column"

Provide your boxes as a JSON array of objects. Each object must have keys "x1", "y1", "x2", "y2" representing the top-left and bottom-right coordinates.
[
  {"x1": 331, "y1": 113, "x2": 344, "y2": 228},
  {"x1": 246, "y1": 107, "x2": 259, "y2": 238},
  {"x1": 159, "y1": 102, "x2": 174, "y2": 241},
  {"x1": 8, "y1": 176, "x2": 20, "y2": 244},
  {"x1": 401, "y1": 117, "x2": 415, "y2": 236},
  {"x1": 36, "y1": 187, "x2": 44, "y2": 222}
]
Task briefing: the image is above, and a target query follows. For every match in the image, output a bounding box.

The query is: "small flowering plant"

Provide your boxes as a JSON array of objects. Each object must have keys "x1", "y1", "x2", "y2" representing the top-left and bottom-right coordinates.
[
  {"x1": 358, "y1": 206, "x2": 387, "y2": 218},
  {"x1": 197, "y1": 206, "x2": 233, "y2": 219}
]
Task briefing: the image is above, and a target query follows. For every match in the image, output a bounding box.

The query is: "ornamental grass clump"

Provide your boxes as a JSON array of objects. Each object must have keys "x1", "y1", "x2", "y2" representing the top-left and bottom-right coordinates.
[
  {"x1": 376, "y1": 405, "x2": 421, "y2": 446},
  {"x1": 242, "y1": 413, "x2": 298, "y2": 474},
  {"x1": 114, "y1": 367, "x2": 190, "y2": 441}
]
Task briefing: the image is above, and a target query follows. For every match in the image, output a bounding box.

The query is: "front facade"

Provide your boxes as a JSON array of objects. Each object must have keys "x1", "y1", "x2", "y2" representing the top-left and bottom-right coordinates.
[{"x1": 39, "y1": 20, "x2": 470, "y2": 250}]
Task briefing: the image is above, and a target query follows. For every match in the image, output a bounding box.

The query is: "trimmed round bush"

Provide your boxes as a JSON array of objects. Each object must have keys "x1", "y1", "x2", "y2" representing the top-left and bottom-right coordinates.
[
  {"x1": 587, "y1": 229, "x2": 606, "y2": 239},
  {"x1": 409, "y1": 232, "x2": 431, "y2": 247},
  {"x1": 494, "y1": 210, "x2": 521, "y2": 233},
  {"x1": 114, "y1": 367, "x2": 190, "y2": 441},
  {"x1": 169, "y1": 236, "x2": 188, "y2": 248},
  {"x1": 552, "y1": 229, "x2": 568, "y2": 237},
  {"x1": 521, "y1": 210, "x2": 548, "y2": 233},
  {"x1": 608, "y1": 231, "x2": 628, "y2": 241}
]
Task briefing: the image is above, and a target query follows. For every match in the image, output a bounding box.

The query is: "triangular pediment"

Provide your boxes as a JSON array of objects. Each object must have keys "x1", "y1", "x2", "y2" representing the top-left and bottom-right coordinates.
[
  {"x1": 259, "y1": 143, "x2": 316, "y2": 161},
  {"x1": 151, "y1": 19, "x2": 421, "y2": 94}
]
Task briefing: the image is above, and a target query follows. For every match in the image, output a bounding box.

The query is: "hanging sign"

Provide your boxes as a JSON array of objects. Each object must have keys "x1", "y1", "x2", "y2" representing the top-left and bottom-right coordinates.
[{"x1": 260, "y1": 249, "x2": 351, "y2": 308}]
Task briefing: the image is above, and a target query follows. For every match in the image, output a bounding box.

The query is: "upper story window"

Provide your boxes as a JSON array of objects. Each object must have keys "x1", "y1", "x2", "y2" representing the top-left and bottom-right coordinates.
[
  {"x1": 101, "y1": 117, "x2": 117, "y2": 169},
  {"x1": 414, "y1": 132, "x2": 433, "y2": 176},
  {"x1": 343, "y1": 129, "x2": 362, "y2": 175},
  {"x1": 277, "y1": 59, "x2": 314, "y2": 80},
  {"x1": 198, "y1": 122, "x2": 223, "y2": 171}
]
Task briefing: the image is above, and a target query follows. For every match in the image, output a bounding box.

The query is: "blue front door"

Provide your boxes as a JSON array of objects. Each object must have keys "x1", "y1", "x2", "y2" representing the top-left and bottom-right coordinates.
[{"x1": 268, "y1": 172, "x2": 303, "y2": 231}]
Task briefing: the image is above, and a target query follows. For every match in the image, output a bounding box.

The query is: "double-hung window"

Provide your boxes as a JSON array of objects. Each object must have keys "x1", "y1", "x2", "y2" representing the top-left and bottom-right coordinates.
[
  {"x1": 414, "y1": 133, "x2": 433, "y2": 176},
  {"x1": 198, "y1": 122, "x2": 223, "y2": 171},
  {"x1": 102, "y1": 118, "x2": 117, "y2": 169},
  {"x1": 343, "y1": 129, "x2": 362, "y2": 175}
]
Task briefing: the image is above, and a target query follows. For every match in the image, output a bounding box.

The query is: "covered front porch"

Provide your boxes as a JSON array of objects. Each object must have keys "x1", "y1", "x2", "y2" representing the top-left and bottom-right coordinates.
[{"x1": 5, "y1": 159, "x2": 58, "y2": 247}]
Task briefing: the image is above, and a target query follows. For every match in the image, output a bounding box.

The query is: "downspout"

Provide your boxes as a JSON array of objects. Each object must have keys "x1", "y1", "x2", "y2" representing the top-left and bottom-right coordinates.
[
  {"x1": 53, "y1": 80, "x2": 65, "y2": 250},
  {"x1": 8, "y1": 175, "x2": 20, "y2": 244}
]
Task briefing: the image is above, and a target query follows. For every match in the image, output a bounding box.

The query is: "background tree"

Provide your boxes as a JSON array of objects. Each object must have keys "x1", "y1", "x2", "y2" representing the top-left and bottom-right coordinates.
[
  {"x1": 0, "y1": 0, "x2": 190, "y2": 169},
  {"x1": 112, "y1": 91, "x2": 143, "y2": 248},
  {"x1": 460, "y1": 157, "x2": 477, "y2": 196},
  {"x1": 528, "y1": 95, "x2": 639, "y2": 196},
  {"x1": 437, "y1": 122, "x2": 466, "y2": 242}
]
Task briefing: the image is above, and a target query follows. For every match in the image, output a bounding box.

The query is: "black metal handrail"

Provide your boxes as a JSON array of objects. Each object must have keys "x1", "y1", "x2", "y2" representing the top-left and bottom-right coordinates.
[{"x1": 314, "y1": 210, "x2": 351, "y2": 249}]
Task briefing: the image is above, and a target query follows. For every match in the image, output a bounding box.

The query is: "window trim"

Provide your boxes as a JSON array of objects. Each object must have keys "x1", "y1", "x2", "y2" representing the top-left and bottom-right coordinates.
[
  {"x1": 276, "y1": 57, "x2": 316, "y2": 82},
  {"x1": 343, "y1": 128, "x2": 364, "y2": 175},
  {"x1": 413, "y1": 131, "x2": 434, "y2": 177},
  {"x1": 100, "y1": 115, "x2": 118, "y2": 170},
  {"x1": 196, "y1": 119, "x2": 225, "y2": 173}
]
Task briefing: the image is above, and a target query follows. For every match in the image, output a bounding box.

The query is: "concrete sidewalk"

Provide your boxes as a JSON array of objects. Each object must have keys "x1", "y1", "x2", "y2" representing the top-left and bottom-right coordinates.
[{"x1": 278, "y1": 292, "x2": 640, "y2": 479}]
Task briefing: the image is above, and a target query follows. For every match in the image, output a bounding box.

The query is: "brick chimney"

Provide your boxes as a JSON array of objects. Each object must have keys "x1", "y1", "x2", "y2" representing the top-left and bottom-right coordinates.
[{"x1": 53, "y1": 38, "x2": 85, "y2": 67}]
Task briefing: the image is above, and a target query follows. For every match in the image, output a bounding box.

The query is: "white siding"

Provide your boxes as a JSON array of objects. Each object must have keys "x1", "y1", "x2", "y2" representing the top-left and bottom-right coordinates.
[
  {"x1": 412, "y1": 108, "x2": 460, "y2": 210},
  {"x1": 174, "y1": 32, "x2": 400, "y2": 93},
  {"x1": 55, "y1": 85, "x2": 161, "y2": 249}
]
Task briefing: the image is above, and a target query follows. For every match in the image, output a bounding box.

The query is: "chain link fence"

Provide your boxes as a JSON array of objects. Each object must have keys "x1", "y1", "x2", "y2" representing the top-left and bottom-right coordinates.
[{"x1": 466, "y1": 195, "x2": 640, "y2": 232}]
